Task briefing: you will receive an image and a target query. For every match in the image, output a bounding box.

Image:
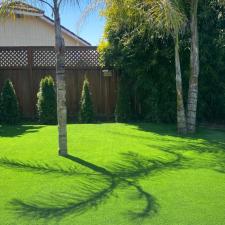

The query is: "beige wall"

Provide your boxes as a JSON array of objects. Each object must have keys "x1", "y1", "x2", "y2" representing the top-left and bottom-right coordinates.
[{"x1": 0, "y1": 15, "x2": 86, "y2": 46}]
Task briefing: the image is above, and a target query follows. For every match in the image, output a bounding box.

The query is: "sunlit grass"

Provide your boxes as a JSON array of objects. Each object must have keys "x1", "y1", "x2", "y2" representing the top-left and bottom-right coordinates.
[{"x1": 0, "y1": 123, "x2": 225, "y2": 225}]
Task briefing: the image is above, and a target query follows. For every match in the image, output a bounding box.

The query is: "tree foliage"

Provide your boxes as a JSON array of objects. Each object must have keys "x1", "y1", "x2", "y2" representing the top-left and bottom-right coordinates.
[
  {"x1": 0, "y1": 79, "x2": 20, "y2": 124},
  {"x1": 99, "y1": 0, "x2": 225, "y2": 124},
  {"x1": 37, "y1": 76, "x2": 57, "y2": 124}
]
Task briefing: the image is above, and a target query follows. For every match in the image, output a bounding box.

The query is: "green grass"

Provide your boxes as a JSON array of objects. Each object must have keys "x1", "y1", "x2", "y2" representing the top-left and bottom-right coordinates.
[{"x1": 0, "y1": 123, "x2": 225, "y2": 225}]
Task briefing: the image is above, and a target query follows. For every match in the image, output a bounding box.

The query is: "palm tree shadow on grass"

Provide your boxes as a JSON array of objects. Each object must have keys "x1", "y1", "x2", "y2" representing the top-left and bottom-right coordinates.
[
  {"x1": 0, "y1": 157, "x2": 96, "y2": 177},
  {"x1": 8, "y1": 148, "x2": 192, "y2": 223},
  {"x1": 10, "y1": 176, "x2": 116, "y2": 221},
  {"x1": 7, "y1": 125, "x2": 225, "y2": 222}
]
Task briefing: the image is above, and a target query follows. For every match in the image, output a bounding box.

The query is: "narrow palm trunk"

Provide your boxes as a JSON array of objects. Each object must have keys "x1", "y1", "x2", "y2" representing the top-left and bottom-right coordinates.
[
  {"x1": 54, "y1": 3, "x2": 68, "y2": 155},
  {"x1": 187, "y1": 0, "x2": 199, "y2": 133},
  {"x1": 174, "y1": 33, "x2": 187, "y2": 134}
]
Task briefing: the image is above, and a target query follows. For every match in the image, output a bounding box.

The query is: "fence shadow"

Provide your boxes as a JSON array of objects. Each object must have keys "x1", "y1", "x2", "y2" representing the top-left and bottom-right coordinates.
[{"x1": 0, "y1": 125, "x2": 44, "y2": 137}]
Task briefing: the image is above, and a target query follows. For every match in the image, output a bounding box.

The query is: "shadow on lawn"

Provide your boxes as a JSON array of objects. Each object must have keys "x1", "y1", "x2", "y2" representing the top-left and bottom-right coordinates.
[
  {"x1": 7, "y1": 128, "x2": 225, "y2": 223},
  {"x1": 0, "y1": 125, "x2": 44, "y2": 137},
  {"x1": 0, "y1": 157, "x2": 96, "y2": 177},
  {"x1": 10, "y1": 175, "x2": 116, "y2": 221},
  {"x1": 8, "y1": 152, "x2": 171, "y2": 222},
  {"x1": 7, "y1": 147, "x2": 192, "y2": 223},
  {"x1": 110, "y1": 123, "x2": 225, "y2": 158},
  {"x1": 136, "y1": 123, "x2": 225, "y2": 143}
]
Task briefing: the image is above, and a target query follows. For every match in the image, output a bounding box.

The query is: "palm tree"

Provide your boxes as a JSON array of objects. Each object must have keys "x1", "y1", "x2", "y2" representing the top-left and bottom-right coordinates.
[
  {"x1": 51, "y1": 0, "x2": 68, "y2": 156},
  {"x1": 1, "y1": 0, "x2": 81, "y2": 155},
  {"x1": 37, "y1": 0, "x2": 71, "y2": 155},
  {"x1": 143, "y1": 0, "x2": 187, "y2": 134},
  {"x1": 187, "y1": 0, "x2": 199, "y2": 133}
]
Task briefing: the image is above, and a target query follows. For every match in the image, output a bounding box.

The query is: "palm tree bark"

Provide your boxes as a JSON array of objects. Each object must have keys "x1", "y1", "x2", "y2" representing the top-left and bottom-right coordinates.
[
  {"x1": 54, "y1": 1, "x2": 68, "y2": 155},
  {"x1": 174, "y1": 33, "x2": 187, "y2": 134},
  {"x1": 187, "y1": 0, "x2": 199, "y2": 133}
]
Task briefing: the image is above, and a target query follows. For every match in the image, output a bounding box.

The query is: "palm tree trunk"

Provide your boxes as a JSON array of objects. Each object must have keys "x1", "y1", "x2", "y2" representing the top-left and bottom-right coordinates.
[
  {"x1": 187, "y1": 0, "x2": 199, "y2": 133},
  {"x1": 174, "y1": 33, "x2": 187, "y2": 134},
  {"x1": 54, "y1": 2, "x2": 68, "y2": 156}
]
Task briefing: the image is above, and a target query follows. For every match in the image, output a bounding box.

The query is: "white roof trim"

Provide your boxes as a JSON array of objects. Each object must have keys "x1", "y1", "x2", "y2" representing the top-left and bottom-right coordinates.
[{"x1": 40, "y1": 16, "x2": 90, "y2": 46}]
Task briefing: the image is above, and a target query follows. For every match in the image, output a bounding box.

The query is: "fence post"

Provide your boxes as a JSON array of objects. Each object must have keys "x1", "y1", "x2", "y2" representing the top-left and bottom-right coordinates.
[
  {"x1": 27, "y1": 47, "x2": 35, "y2": 117},
  {"x1": 104, "y1": 76, "x2": 110, "y2": 118}
]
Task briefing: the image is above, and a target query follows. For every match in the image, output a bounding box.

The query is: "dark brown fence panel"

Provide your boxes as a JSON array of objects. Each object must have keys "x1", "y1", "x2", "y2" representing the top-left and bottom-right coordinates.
[
  {"x1": 0, "y1": 69, "x2": 32, "y2": 117},
  {"x1": 0, "y1": 47, "x2": 117, "y2": 119}
]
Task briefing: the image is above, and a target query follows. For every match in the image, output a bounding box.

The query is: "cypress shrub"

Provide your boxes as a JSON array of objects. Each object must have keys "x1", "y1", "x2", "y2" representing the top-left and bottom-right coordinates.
[
  {"x1": 115, "y1": 76, "x2": 131, "y2": 122},
  {"x1": 37, "y1": 76, "x2": 57, "y2": 124},
  {"x1": 79, "y1": 77, "x2": 94, "y2": 123},
  {"x1": 0, "y1": 79, "x2": 20, "y2": 124}
]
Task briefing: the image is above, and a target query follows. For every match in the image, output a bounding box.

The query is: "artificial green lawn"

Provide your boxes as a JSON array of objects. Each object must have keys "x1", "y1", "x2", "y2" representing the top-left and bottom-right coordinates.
[{"x1": 0, "y1": 123, "x2": 225, "y2": 225}]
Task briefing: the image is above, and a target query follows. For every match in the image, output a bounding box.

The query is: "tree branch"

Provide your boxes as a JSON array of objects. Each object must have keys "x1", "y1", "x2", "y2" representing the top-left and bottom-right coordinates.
[{"x1": 37, "y1": 0, "x2": 54, "y2": 12}]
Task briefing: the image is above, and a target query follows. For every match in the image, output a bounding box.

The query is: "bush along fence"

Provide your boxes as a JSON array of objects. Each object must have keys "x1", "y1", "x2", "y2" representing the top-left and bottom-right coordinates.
[
  {"x1": 0, "y1": 46, "x2": 117, "y2": 119},
  {"x1": 79, "y1": 77, "x2": 94, "y2": 123},
  {"x1": 37, "y1": 76, "x2": 57, "y2": 124},
  {"x1": 0, "y1": 79, "x2": 20, "y2": 124}
]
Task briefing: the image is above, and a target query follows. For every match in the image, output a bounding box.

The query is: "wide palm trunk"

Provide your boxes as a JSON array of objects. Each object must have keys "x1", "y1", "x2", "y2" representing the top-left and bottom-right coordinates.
[
  {"x1": 187, "y1": 0, "x2": 199, "y2": 133},
  {"x1": 54, "y1": 2, "x2": 68, "y2": 155},
  {"x1": 174, "y1": 33, "x2": 187, "y2": 134}
]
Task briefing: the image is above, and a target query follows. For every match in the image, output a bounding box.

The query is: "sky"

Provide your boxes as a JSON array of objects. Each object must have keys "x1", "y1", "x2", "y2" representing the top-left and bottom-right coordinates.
[{"x1": 44, "y1": 3, "x2": 105, "y2": 46}]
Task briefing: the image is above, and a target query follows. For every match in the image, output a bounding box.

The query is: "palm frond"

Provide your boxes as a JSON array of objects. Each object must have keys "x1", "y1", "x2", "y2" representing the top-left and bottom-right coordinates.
[
  {"x1": 142, "y1": 0, "x2": 187, "y2": 35},
  {"x1": 0, "y1": 0, "x2": 16, "y2": 17},
  {"x1": 76, "y1": 0, "x2": 105, "y2": 32}
]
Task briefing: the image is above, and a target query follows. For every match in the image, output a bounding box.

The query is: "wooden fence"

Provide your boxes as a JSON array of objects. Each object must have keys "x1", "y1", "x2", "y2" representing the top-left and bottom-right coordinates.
[{"x1": 0, "y1": 46, "x2": 117, "y2": 119}]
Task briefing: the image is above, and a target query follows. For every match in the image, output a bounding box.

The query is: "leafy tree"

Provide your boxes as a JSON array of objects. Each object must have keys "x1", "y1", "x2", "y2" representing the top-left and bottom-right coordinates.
[
  {"x1": 197, "y1": 0, "x2": 225, "y2": 123},
  {"x1": 0, "y1": 79, "x2": 20, "y2": 124},
  {"x1": 79, "y1": 77, "x2": 94, "y2": 123},
  {"x1": 37, "y1": 76, "x2": 57, "y2": 124},
  {"x1": 97, "y1": 0, "x2": 225, "y2": 126}
]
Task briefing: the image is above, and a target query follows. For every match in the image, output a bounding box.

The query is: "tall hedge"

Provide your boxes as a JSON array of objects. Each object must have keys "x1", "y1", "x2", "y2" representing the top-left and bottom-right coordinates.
[
  {"x1": 37, "y1": 76, "x2": 57, "y2": 124},
  {"x1": 0, "y1": 79, "x2": 20, "y2": 124},
  {"x1": 79, "y1": 77, "x2": 94, "y2": 123},
  {"x1": 115, "y1": 76, "x2": 131, "y2": 122},
  {"x1": 99, "y1": 0, "x2": 225, "y2": 124}
]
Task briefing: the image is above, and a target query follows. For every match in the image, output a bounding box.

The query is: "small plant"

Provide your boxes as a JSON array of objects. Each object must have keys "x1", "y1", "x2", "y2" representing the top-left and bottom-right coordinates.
[
  {"x1": 115, "y1": 76, "x2": 131, "y2": 122},
  {"x1": 79, "y1": 77, "x2": 94, "y2": 123},
  {"x1": 37, "y1": 76, "x2": 57, "y2": 124},
  {"x1": 0, "y1": 79, "x2": 20, "y2": 124}
]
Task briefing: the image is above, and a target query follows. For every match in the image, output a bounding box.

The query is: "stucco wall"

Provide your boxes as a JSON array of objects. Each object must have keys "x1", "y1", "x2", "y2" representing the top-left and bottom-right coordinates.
[{"x1": 0, "y1": 15, "x2": 86, "y2": 46}]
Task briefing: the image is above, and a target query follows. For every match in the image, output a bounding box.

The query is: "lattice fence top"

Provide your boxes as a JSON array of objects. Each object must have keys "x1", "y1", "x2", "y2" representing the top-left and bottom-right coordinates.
[
  {"x1": 33, "y1": 48, "x2": 56, "y2": 67},
  {"x1": 0, "y1": 47, "x2": 100, "y2": 68},
  {"x1": 0, "y1": 49, "x2": 28, "y2": 67}
]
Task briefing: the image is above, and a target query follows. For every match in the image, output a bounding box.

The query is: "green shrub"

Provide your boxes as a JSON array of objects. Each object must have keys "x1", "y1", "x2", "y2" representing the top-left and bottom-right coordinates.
[
  {"x1": 37, "y1": 76, "x2": 57, "y2": 124},
  {"x1": 115, "y1": 76, "x2": 131, "y2": 122},
  {"x1": 79, "y1": 77, "x2": 94, "y2": 123},
  {"x1": 0, "y1": 79, "x2": 20, "y2": 124}
]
